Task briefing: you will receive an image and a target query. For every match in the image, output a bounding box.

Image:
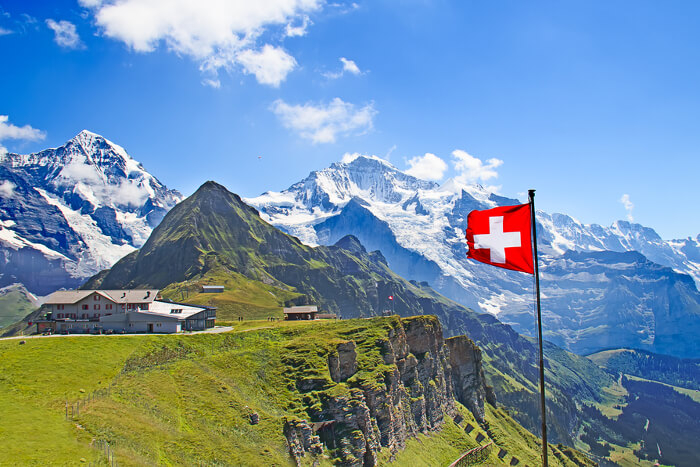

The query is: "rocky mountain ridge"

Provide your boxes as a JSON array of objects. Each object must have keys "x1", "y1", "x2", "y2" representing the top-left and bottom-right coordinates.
[{"x1": 247, "y1": 155, "x2": 700, "y2": 358}]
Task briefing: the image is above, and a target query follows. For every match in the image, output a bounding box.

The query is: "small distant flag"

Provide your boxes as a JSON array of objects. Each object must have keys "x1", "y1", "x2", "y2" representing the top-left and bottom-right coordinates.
[{"x1": 388, "y1": 295, "x2": 393, "y2": 301}]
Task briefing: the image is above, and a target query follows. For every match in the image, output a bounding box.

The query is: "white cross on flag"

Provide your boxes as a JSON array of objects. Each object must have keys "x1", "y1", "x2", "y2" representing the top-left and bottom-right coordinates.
[{"x1": 465, "y1": 203, "x2": 534, "y2": 274}]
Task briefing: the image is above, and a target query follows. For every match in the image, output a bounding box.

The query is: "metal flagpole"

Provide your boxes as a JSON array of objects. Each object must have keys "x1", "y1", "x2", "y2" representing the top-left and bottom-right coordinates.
[{"x1": 529, "y1": 189, "x2": 548, "y2": 467}]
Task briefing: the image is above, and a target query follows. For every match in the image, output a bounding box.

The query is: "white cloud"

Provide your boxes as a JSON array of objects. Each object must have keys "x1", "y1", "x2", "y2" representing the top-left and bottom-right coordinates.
[
  {"x1": 46, "y1": 19, "x2": 85, "y2": 49},
  {"x1": 340, "y1": 57, "x2": 360, "y2": 75},
  {"x1": 202, "y1": 78, "x2": 221, "y2": 88},
  {"x1": 0, "y1": 26, "x2": 12, "y2": 36},
  {"x1": 285, "y1": 15, "x2": 311, "y2": 37},
  {"x1": 271, "y1": 97, "x2": 376, "y2": 143},
  {"x1": 0, "y1": 115, "x2": 46, "y2": 157},
  {"x1": 236, "y1": 45, "x2": 297, "y2": 87},
  {"x1": 452, "y1": 149, "x2": 503, "y2": 184},
  {"x1": 405, "y1": 153, "x2": 448, "y2": 181},
  {"x1": 620, "y1": 194, "x2": 634, "y2": 222},
  {"x1": 0, "y1": 180, "x2": 15, "y2": 198},
  {"x1": 324, "y1": 56, "x2": 362, "y2": 79},
  {"x1": 79, "y1": 0, "x2": 323, "y2": 87},
  {"x1": 61, "y1": 162, "x2": 150, "y2": 207}
]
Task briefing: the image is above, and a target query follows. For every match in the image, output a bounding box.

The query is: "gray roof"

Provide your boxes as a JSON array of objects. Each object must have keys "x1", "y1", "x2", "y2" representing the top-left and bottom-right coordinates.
[
  {"x1": 44, "y1": 289, "x2": 160, "y2": 305},
  {"x1": 283, "y1": 305, "x2": 318, "y2": 314}
]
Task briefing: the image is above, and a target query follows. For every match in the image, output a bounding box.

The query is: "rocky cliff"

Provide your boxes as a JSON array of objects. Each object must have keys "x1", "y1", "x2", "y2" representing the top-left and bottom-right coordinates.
[{"x1": 284, "y1": 316, "x2": 492, "y2": 466}]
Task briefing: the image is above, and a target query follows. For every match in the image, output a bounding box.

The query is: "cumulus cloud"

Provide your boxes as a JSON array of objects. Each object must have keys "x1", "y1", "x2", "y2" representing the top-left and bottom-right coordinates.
[
  {"x1": 0, "y1": 180, "x2": 15, "y2": 198},
  {"x1": 405, "y1": 153, "x2": 448, "y2": 181},
  {"x1": 324, "y1": 56, "x2": 362, "y2": 79},
  {"x1": 620, "y1": 194, "x2": 634, "y2": 222},
  {"x1": 340, "y1": 57, "x2": 361, "y2": 74},
  {"x1": 271, "y1": 97, "x2": 376, "y2": 143},
  {"x1": 285, "y1": 15, "x2": 311, "y2": 37},
  {"x1": 452, "y1": 149, "x2": 503, "y2": 184},
  {"x1": 0, "y1": 115, "x2": 46, "y2": 157},
  {"x1": 61, "y1": 162, "x2": 150, "y2": 207},
  {"x1": 46, "y1": 19, "x2": 85, "y2": 49},
  {"x1": 237, "y1": 45, "x2": 297, "y2": 87},
  {"x1": 79, "y1": 0, "x2": 323, "y2": 87}
]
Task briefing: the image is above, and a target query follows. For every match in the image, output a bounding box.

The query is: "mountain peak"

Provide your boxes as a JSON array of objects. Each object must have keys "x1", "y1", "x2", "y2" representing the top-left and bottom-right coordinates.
[{"x1": 196, "y1": 180, "x2": 229, "y2": 193}]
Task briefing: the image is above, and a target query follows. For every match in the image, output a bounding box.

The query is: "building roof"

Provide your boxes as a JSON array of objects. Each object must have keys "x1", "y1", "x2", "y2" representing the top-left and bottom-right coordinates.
[
  {"x1": 145, "y1": 300, "x2": 211, "y2": 319},
  {"x1": 44, "y1": 289, "x2": 160, "y2": 305},
  {"x1": 283, "y1": 305, "x2": 318, "y2": 314}
]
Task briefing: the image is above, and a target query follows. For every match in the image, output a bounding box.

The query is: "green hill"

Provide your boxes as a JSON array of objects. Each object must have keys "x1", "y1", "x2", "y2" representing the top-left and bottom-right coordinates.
[
  {"x1": 0, "y1": 316, "x2": 593, "y2": 466},
  {"x1": 0, "y1": 284, "x2": 38, "y2": 330},
  {"x1": 589, "y1": 348, "x2": 700, "y2": 391}
]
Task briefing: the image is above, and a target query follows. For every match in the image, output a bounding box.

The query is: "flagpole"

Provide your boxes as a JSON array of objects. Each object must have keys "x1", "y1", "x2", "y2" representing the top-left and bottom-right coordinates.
[{"x1": 529, "y1": 189, "x2": 548, "y2": 467}]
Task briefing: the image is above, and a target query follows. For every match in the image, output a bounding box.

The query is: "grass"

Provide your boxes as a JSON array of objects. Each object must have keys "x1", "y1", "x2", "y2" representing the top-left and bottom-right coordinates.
[
  {"x1": 626, "y1": 374, "x2": 700, "y2": 404},
  {"x1": 0, "y1": 316, "x2": 592, "y2": 466},
  {"x1": 160, "y1": 268, "x2": 303, "y2": 321},
  {"x1": 0, "y1": 288, "x2": 36, "y2": 329}
]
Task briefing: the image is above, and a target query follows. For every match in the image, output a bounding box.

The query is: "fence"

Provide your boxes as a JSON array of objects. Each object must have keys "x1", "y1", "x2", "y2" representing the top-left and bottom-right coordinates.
[
  {"x1": 448, "y1": 441, "x2": 493, "y2": 466},
  {"x1": 66, "y1": 384, "x2": 119, "y2": 465}
]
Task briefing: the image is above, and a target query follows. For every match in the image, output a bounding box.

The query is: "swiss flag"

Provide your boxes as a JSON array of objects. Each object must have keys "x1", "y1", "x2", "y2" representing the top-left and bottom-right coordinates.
[{"x1": 466, "y1": 203, "x2": 534, "y2": 274}]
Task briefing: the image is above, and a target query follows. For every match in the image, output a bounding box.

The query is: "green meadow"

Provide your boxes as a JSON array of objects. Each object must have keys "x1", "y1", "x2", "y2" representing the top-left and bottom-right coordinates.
[{"x1": 0, "y1": 317, "x2": 591, "y2": 466}]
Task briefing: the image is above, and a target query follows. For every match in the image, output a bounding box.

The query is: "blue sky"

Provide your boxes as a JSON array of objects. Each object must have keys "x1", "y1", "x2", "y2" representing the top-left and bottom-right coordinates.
[{"x1": 0, "y1": 0, "x2": 698, "y2": 239}]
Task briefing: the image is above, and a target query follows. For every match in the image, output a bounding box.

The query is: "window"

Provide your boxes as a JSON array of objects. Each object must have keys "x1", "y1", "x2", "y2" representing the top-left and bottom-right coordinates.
[
  {"x1": 105, "y1": 304, "x2": 112, "y2": 310},
  {"x1": 57, "y1": 304, "x2": 65, "y2": 310},
  {"x1": 81, "y1": 313, "x2": 87, "y2": 319},
  {"x1": 94, "y1": 295, "x2": 100, "y2": 301},
  {"x1": 58, "y1": 313, "x2": 63, "y2": 319},
  {"x1": 170, "y1": 309, "x2": 182, "y2": 314},
  {"x1": 82, "y1": 304, "x2": 89, "y2": 310},
  {"x1": 94, "y1": 304, "x2": 100, "y2": 310}
]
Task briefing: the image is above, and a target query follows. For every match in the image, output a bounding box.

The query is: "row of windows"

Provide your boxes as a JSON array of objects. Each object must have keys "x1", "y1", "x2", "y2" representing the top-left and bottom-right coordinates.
[
  {"x1": 79, "y1": 304, "x2": 114, "y2": 310},
  {"x1": 56, "y1": 313, "x2": 113, "y2": 319}
]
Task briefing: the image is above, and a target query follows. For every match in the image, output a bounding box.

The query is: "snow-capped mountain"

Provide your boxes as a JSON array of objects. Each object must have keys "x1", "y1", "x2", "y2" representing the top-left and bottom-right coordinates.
[
  {"x1": 0, "y1": 130, "x2": 182, "y2": 294},
  {"x1": 247, "y1": 155, "x2": 700, "y2": 358}
]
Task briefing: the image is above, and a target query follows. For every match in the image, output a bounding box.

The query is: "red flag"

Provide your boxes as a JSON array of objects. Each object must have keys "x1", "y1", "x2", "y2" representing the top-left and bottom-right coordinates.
[
  {"x1": 388, "y1": 295, "x2": 393, "y2": 301},
  {"x1": 466, "y1": 203, "x2": 534, "y2": 274}
]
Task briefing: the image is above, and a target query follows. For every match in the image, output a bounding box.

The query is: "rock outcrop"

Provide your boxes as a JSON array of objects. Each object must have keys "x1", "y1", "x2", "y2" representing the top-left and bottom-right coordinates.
[
  {"x1": 446, "y1": 335, "x2": 495, "y2": 422},
  {"x1": 283, "y1": 418, "x2": 323, "y2": 465},
  {"x1": 329, "y1": 340, "x2": 358, "y2": 382},
  {"x1": 285, "y1": 316, "x2": 464, "y2": 466}
]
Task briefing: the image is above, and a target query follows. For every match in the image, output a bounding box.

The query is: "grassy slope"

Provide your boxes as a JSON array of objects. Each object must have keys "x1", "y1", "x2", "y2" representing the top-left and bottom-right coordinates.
[
  {"x1": 159, "y1": 267, "x2": 302, "y2": 321},
  {"x1": 0, "y1": 287, "x2": 37, "y2": 329},
  {"x1": 589, "y1": 348, "x2": 700, "y2": 391},
  {"x1": 0, "y1": 317, "x2": 591, "y2": 466}
]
